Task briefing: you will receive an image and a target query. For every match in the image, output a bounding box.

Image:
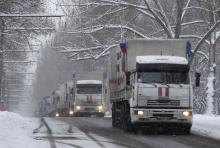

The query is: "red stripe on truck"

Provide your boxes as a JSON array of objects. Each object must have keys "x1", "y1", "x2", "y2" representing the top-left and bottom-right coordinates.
[
  {"x1": 165, "y1": 87, "x2": 169, "y2": 96},
  {"x1": 158, "y1": 87, "x2": 162, "y2": 96}
]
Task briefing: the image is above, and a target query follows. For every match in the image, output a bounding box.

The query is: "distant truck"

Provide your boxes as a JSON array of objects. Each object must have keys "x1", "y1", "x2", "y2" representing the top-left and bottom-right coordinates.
[
  {"x1": 108, "y1": 39, "x2": 200, "y2": 134},
  {"x1": 51, "y1": 81, "x2": 75, "y2": 117},
  {"x1": 74, "y1": 80, "x2": 104, "y2": 117}
]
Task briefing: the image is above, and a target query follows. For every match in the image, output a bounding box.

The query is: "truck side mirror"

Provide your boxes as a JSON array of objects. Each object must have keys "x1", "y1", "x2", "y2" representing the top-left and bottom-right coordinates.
[
  {"x1": 126, "y1": 72, "x2": 131, "y2": 85},
  {"x1": 195, "y1": 72, "x2": 201, "y2": 87}
]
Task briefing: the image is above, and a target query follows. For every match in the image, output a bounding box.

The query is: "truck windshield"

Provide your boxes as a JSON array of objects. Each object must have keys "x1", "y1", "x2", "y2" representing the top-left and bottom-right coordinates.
[
  {"x1": 77, "y1": 84, "x2": 102, "y2": 94},
  {"x1": 138, "y1": 72, "x2": 189, "y2": 84}
]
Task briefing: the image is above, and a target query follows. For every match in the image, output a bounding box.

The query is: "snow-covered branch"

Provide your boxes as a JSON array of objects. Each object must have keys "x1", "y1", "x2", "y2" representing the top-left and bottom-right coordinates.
[
  {"x1": 180, "y1": 35, "x2": 210, "y2": 45},
  {"x1": 95, "y1": 44, "x2": 117, "y2": 59},
  {"x1": 143, "y1": 0, "x2": 173, "y2": 38},
  {"x1": 197, "y1": 51, "x2": 209, "y2": 60},
  {"x1": 193, "y1": 20, "x2": 220, "y2": 57},
  {"x1": 154, "y1": 0, "x2": 175, "y2": 38},
  {"x1": 183, "y1": 6, "x2": 211, "y2": 12},
  {"x1": 62, "y1": 24, "x2": 149, "y2": 38},
  {"x1": 96, "y1": 0, "x2": 148, "y2": 11},
  {"x1": 77, "y1": 7, "x2": 128, "y2": 30},
  {"x1": 71, "y1": 51, "x2": 110, "y2": 61},
  {"x1": 59, "y1": 2, "x2": 119, "y2": 7},
  {"x1": 55, "y1": 45, "x2": 105, "y2": 53},
  {"x1": 181, "y1": 20, "x2": 209, "y2": 26},
  {"x1": 181, "y1": 0, "x2": 191, "y2": 21}
]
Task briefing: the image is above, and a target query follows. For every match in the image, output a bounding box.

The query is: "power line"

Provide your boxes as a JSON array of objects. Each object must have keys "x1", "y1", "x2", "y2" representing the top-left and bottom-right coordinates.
[{"x1": 0, "y1": 14, "x2": 64, "y2": 17}]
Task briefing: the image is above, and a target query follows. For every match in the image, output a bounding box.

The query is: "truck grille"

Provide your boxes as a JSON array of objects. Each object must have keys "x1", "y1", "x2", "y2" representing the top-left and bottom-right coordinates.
[
  {"x1": 81, "y1": 101, "x2": 99, "y2": 105},
  {"x1": 84, "y1": 108, "x2": 95, "y2": 111},
  {"x1": 147, "y1": 99, "x2": 180, "y2": 107}
]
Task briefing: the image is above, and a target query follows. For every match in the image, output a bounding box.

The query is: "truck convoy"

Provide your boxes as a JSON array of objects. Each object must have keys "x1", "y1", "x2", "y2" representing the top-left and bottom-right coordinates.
[
  {"x1": 37, "y1": 72, "x2": 105, "y2": 117},
  {"x1": 52, "y1": 81, "x2": 75, "y2": 117},
  {"x1": 37, "y1": 81, "x2": 75, "y2": 117},
  {"x1": 108, "y1": 39, "x2": 200, "y2": 134},
  {"x1": 36, "y1": 39, "x2": 200, "y2": 134}
]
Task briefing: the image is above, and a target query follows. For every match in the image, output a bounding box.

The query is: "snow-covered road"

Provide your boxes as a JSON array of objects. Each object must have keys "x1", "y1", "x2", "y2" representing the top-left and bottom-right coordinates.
[
  {"x1": 63, "y1": 117, "x2": 220, "y2": 148},
  {"x1": 1, "y1": 111, "x2": 220, "y2": 148},
  {"x1": 34, "y1": 118, "x2": 129, "y2": 148}
]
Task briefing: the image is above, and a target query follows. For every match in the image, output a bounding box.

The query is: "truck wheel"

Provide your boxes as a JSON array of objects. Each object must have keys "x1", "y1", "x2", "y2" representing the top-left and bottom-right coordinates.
[
  {"x1": 112, "y1": 103, "x2": 117, "y2": 127},
  {"x1": 122, "y1": 101, "x2": 133, "y2": 132},
  {"x1": 183, "y1": 125, "x2": 191, "y2": 135}
]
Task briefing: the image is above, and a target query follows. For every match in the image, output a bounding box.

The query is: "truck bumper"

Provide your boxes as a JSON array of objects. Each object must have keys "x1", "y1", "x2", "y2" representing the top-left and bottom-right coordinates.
[
  {"x1": 74, "y1": 105, "x2": 104, "y2": 117},
  {"x1": 130, "y1": 108, "x2": 192, "y2": 125},
  {"x1": 74, "y1": 111, "x2": 104, "y2": 117}
]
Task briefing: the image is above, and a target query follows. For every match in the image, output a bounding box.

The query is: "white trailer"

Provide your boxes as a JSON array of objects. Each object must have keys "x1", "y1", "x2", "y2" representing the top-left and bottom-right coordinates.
[
  {"x1": 108, "y1": 39, "x2": 200, "y2": 134},
  {"x1": 49, "y1": 81, "x2": 75, "y2": 117}
]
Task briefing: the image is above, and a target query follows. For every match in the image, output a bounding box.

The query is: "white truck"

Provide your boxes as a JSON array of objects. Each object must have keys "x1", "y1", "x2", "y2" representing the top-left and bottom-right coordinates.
[
  {"x1": 108, "y1": 39, "x2": 200, "y2": 134},
  {"x1": 74, "y1": 80, "x2": 104, "y2": 117},
  {"x1": 73, "y1": 71, "x2": 105, "y2": 117},
  {"x1": 50, "y1": 81, "x2": 75, "y2": 117}
]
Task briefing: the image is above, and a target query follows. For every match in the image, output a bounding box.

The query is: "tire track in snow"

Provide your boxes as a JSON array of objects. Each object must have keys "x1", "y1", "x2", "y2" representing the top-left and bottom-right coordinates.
[
  {"x1": 85, "y1": 133, "x2": 106, "y2": 148},
  {"x1": 41, "y1": 118, "x2": 57, "y2": 148}
]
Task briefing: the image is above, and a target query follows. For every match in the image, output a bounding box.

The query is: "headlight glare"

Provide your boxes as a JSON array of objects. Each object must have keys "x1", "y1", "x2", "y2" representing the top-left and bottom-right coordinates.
[
  {"x1": 98, "y1": 106, "x2": 103, "y2": 110},
  {"x1": 138, "y1": 110, "x2": 144, "y2": 116},
  {"x1": 183, "y1": 111, "x2": 192, "y2": 117},
  {"x1": 76, "y1": 106, "x2": 81, "y2": 110},
  {"x1": 69, "y1": 110, "x2": 74, "y2": 115}
]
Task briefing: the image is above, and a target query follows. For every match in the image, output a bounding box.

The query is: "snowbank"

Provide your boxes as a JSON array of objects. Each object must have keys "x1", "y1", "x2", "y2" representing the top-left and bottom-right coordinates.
[
  {"x1": 192, "y1": 114, "x2": 220, "y2": 140},
  {"x1": 0, "y1": 111, "x2": 47, "y2": 148}
]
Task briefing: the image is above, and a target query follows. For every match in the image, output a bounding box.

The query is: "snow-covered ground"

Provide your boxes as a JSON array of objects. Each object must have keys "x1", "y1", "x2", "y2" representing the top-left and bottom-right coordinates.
[
  {"x1": 0, "y1": 111, "x2": 127, "y2": 148},
  {"x1": 192, "y1": 114, "x2": 220, "y2": 140},
  {"x1": 1, "y1": 111, "x2": 220, "y2": 148},
  {"x1": 0, "y1": 111, "x2": 49, "y2": 148}
]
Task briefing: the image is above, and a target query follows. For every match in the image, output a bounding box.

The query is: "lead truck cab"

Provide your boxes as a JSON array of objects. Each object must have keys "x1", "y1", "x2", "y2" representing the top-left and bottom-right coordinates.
[
  {"x1": 109, "y1": 39, "x2": 199, "y2": 134},
  {"x1": 130, "y1": 56, "x2": 192, "y2": 129}
]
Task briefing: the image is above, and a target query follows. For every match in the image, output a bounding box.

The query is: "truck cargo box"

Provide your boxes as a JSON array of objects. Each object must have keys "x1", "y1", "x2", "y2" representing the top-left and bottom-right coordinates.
[{"x1": 125, "y1": 39, "x2": 188, "y2": 71}]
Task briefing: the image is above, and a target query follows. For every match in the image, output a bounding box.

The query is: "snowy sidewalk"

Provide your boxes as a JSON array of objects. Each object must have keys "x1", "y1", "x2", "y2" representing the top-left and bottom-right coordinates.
[
  {"x1": 0, "y1": 111, "x2": 49, "y2": 148},
  {"x1": 192, "y1": 114, "x2": 220, "y2": 141}
]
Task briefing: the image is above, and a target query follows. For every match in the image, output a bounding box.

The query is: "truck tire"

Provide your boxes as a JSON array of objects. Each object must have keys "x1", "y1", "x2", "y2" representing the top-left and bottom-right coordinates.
[
  {"x1": 112, "y1": 103, "x2": 117, "y2": 127},
  {"x1": 122, "y1": 101, "x2": 133, "y2": 132},
  {"x1": 183, "y1": 125, "x2": 191, "y2": 135}
]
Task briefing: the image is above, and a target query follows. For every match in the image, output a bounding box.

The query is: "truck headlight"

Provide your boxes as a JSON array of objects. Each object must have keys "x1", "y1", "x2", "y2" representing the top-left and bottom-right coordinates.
[
  {"x1": 98, "y1": 106, "x2": 103, "y2": 110},
  {"x1": 138, "y1": 110, "x2": 144, "y2": 116},
  {"x1": 69, "y1": 110, "x2": 74, "y2": 115},
  {"x1": 183, "y1": 111, "x2": 192, "y2": 117},
  {"x1": 55, "y1": 112, "x2": 60, "y2": 117},
  {"x1": 76, "y1": 106, "x2": 81, "y2": 110}
]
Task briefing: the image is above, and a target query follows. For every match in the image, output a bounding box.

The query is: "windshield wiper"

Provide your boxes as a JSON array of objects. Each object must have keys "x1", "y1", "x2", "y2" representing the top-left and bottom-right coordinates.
[
  {"x1": 161, "y1": 82, "x2": 170, "y2": 88},
  {"x1": 178, "y1": 84, "x2": 183, "y2": 87},
  {"x1": 152, "y1": 83, "x2": 157, "y2": 87}
]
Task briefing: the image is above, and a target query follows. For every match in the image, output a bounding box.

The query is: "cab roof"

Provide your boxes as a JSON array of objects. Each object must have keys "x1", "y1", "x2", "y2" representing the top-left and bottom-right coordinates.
[{"x1": 136, "y1": 55, "x2": 188, "y2": 65}]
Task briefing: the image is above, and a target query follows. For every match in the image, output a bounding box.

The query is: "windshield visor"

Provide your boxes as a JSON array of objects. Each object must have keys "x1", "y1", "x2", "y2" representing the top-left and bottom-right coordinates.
[{"x1": 77, "y1": 84, "x2": 102, "y2": 94}]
